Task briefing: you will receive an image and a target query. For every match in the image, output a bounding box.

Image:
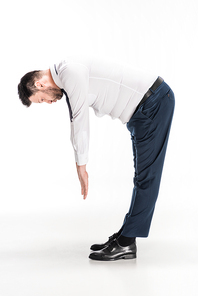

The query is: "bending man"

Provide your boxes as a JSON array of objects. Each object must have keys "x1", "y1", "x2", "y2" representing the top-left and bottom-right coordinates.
[{"x1": 18, "y1": 57, "x2": 175, "y2": 261}]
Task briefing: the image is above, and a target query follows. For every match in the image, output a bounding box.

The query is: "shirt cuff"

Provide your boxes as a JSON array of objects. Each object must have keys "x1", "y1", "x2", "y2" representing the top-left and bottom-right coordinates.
[{"x1": 75, "y1": 152, "x2": 89, "y2": 166}]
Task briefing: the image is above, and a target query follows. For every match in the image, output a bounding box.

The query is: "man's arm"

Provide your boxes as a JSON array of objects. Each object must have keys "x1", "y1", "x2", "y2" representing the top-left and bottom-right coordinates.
[
  {"x1": 76, "y1": 163, "x2": 89, "y2": 200},
  {"x1": 58, "y1": 62, "x2": 90, "y2": 198}
]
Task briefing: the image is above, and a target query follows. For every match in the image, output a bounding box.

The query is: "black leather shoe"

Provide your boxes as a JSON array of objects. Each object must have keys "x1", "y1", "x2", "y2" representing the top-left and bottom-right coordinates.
[
  {"x1": 89, "y1": 239, "x2": 137, "y2": 261},
  {"x1": 90, "y1": 233, "x2": 118, "y2": 251}
]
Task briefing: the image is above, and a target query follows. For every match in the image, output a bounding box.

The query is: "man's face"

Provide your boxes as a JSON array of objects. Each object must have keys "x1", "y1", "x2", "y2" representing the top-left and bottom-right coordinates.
[{"x1": 29, "y1": 87, "x2": 63, "y2": 104}]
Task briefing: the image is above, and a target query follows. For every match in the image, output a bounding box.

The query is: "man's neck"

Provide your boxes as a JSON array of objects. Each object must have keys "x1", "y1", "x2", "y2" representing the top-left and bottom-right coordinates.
[{"x1": 45, "y1": 69, "x2": 60, "y2": 89}]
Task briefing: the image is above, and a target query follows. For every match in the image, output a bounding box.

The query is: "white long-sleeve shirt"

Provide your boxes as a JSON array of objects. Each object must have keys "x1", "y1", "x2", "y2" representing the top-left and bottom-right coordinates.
[{"x1": 50, "y1": 57, "x2": 157, "y2": 165}]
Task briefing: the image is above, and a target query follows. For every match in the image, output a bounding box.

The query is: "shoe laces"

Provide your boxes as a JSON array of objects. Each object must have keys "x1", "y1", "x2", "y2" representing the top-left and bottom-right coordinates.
[
  {"x1": 108, "y1": 233, "x2": 118, "y2": 241},
  {"x1": 106, "y1": 238, "x2": 117, "y2": 252}
]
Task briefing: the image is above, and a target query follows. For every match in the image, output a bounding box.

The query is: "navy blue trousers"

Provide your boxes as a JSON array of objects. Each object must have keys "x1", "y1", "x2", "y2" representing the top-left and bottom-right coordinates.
[{"x1": 121, "y1": 81, "x2": 175, "y2": 238}]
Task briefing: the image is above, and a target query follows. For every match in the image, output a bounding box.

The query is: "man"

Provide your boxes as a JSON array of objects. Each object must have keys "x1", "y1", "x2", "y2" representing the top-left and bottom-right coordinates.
[{"x1": 18, "y1": 56, "x2": 175, "y2": 261}]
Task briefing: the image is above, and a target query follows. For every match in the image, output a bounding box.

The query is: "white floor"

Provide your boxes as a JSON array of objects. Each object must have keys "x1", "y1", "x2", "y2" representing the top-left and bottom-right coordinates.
[{"x1": 0, "y1": 209, "x2": 197, "y2": 296}]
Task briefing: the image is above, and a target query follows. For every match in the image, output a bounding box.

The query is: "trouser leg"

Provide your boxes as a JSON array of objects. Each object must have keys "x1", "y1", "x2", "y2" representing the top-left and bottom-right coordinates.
[{"x1": 121, "y1": 82, "x2": 175, "y2": 238}]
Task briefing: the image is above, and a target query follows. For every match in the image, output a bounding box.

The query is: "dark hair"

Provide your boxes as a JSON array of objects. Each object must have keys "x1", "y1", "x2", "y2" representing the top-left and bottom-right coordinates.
[{"x1": 18, "y1": 71, "x2": 42, "y2": 107}]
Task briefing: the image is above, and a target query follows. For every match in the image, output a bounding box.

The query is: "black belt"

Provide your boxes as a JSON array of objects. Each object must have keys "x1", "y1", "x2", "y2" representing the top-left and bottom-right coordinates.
[{"x1": 135, "y1": 76, "x2": 164, "y2": 112}]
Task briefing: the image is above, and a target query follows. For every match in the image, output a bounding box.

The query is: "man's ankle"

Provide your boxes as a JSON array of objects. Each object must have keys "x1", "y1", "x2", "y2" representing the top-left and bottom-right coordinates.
[{"x1": 117, "y1": 235, "x2": 136, "y2": 247}]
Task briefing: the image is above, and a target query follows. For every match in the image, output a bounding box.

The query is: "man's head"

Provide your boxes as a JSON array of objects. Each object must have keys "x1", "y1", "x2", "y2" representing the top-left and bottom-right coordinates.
[{"x1": 18, "y1": 70, "x2": 63, "y2": 107}]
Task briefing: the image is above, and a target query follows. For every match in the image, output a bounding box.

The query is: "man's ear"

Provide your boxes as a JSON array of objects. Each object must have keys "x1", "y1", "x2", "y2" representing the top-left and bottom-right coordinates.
[{"x1": 35, "y1": 81, "x2": 43, "y2": 89}]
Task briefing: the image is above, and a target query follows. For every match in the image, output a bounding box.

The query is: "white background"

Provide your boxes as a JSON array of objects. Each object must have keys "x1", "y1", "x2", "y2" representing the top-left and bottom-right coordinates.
[{"x1": 0, "y1": 0, "x2": 198, "y2": 295}]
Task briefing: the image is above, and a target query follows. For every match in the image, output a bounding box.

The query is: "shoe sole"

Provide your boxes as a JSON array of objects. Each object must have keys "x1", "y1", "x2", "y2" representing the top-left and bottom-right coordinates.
[{"x1": 89, "y1": 253, "x2": 136, "y2": 261}]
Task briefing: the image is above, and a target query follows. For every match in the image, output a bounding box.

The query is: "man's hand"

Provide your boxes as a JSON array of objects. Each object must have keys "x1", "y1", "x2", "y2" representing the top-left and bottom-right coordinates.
[{"x1": 76, "y1": 163, "x2": 89, "y2": 200}]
